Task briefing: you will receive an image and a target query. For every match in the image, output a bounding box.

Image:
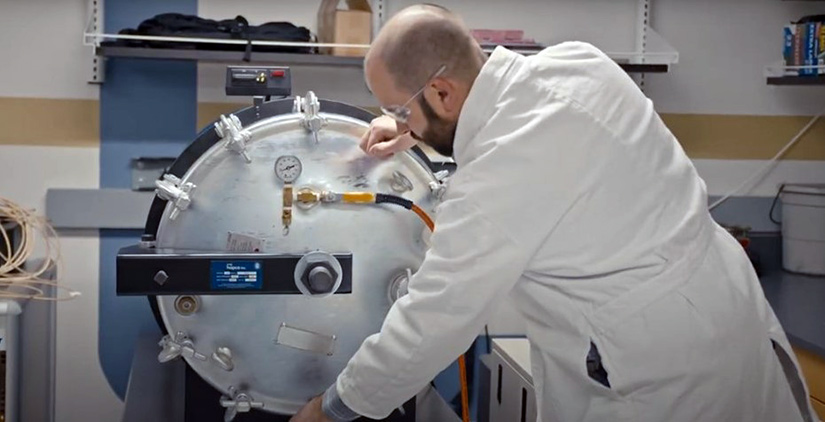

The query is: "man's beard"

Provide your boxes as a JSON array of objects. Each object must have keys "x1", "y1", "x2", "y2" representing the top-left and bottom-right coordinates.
[{"x1": 410, "y1": 96, "x2": 457, "y2": 157}]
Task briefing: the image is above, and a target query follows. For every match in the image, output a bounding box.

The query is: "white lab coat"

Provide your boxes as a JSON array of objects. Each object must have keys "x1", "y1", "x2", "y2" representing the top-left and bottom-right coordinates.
[{"x1": 335, "y1": 43, "x2": 817, "y2": 422}]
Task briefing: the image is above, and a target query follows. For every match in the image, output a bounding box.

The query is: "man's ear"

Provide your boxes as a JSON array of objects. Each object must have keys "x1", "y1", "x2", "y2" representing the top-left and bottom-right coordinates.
[{"x1": 427, "y1": 78, "x2": 461, "y2": 117}]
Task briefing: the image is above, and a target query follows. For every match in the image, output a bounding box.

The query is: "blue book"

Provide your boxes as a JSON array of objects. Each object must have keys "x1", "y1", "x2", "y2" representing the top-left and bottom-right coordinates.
[
  {"x1": 803, "y1": 22, "x2": 817, "y2": 76},
  {"x1": 794, "y1": 23, "x2": 805, "y2": 75},
  {"x1": 783, "y1": 25, "x2": 795, "y2": 69},
  {"x1": 818, "y1": 22, "x2": 825, "y2": 74}
]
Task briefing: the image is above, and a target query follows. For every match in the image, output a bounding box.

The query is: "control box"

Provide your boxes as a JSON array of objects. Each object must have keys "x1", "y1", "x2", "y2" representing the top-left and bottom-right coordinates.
[{"x1": 225, "y1": 66, "x2": 292, "y2": 97}]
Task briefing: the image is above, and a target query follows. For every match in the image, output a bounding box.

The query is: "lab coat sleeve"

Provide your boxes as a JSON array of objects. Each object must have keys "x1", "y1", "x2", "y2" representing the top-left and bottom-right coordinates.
[{"x1": 334, "y1": 194, "x2": 535, "y2": 419}]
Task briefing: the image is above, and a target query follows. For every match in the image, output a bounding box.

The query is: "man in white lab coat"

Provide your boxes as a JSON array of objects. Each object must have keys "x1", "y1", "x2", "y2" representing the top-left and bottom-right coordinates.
[{"x1": 292, "y1": 5, "x2": 816, "y2": 422}]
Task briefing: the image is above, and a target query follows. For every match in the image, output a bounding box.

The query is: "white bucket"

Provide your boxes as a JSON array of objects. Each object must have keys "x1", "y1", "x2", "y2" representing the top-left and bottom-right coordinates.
[{"x1": 781, "y1": 184, "x2": 825, "y2": 275}]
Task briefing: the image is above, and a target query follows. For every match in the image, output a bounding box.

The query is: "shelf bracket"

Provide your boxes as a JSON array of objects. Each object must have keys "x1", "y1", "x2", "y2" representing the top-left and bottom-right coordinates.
[
  {"x1": 634, "y1": 0, "x2": 651, "y2": 90},
  {"x1": 86, "y1": 0, "x2": 105, "y2": 84},
  {"x1": 372, "y1": 0, "x2": 386, "y2": 40}
]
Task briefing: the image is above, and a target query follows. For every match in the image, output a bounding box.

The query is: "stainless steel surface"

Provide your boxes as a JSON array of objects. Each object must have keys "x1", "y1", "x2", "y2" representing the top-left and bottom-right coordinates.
[{"x1": 154, "y1": 108, "x2": 438, "y2": 414}]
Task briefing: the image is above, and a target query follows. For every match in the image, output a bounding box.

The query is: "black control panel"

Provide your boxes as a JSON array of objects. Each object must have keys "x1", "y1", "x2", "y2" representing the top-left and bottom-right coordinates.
[
  {"x1": 225, "y1": 66, "x2": 292, "y2": 97},
  {"x1": 116, "y1": 245, "x2": 352, "y2": 296}
]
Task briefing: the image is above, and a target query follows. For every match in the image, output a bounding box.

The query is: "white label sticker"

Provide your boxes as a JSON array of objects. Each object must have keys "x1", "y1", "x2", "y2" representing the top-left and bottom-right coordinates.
[
  {"x1": 275, "y1": 323, "x2": 336, "y2": 356},
  {"x1": 226, "y1": 232, "x2": 264, "y2": 253}
]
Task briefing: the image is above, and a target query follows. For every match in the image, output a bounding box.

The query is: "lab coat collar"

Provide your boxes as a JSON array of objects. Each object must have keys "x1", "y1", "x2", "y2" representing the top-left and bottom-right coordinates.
[{"x1": 453, "y1": 46, "x2": 521, "y2": 166}]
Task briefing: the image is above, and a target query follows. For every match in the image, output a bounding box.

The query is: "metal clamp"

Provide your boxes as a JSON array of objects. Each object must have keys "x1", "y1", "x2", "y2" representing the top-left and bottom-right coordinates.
[
  {"x1": 293, "y1": 91, "x2": 326, "y2": 143},
  {"x1": 428, "y1": 170, "x2": 450, "y2": 200},
  {"x1": 215, "y1": 114, "x2": 252, "y2": 163},
  {"x1": 155, "y1": 174, "x2": 196, "y2": 220},
  {"x1": 157, "y1": 331, "x2": 207, "y2": 363},
  {"x1": 220, "y1": 386, "x2": 264, "y2": 422}
]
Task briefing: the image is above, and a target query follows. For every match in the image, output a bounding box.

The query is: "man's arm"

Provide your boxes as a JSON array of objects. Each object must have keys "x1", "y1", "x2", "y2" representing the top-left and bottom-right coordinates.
[{"x1": 330, "y1": 194, "x2": 534, "y2": 419}]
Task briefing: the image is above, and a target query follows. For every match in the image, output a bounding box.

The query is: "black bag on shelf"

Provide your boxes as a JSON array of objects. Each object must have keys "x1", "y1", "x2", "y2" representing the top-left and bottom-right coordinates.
[
  {"x1": 795, "y1": 15, "x2": 825, "y2": 24},
  {"x1": 112, "y1": 13, "x2": 314, "y2": 54}
]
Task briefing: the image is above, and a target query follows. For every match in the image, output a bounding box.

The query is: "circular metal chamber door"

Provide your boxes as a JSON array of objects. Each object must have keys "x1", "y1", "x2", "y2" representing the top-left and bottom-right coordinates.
[{"x1": 153, "y1": 103, "x2": 439, "y2": 415}]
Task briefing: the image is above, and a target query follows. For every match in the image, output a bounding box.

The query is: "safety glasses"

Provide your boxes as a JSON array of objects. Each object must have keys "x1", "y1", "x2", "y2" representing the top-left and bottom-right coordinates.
[{"x1": 380, "y1": 64, "x2": 447, "y2": 124}]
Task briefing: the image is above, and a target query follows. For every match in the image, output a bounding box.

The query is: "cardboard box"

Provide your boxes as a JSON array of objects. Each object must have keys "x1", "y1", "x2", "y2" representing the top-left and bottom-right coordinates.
[
  {"x1": 471, "y1": 29, "x2": 525, "y2": 44},
  {"x1": 317, "y1": 0, "x2": 372, "y2": 57}
]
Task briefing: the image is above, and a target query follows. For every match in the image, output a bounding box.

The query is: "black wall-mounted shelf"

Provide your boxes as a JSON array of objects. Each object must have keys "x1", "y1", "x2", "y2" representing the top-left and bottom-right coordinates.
[
  {"x1": 767, "y1": 75, "x2": 825, "y2": 85},
  {"x1": 96, "y1": 44, "x2": 670, "y2": 74},
  {"x1": 617, "y1": 63, "x2": 670, "y2": 73}
]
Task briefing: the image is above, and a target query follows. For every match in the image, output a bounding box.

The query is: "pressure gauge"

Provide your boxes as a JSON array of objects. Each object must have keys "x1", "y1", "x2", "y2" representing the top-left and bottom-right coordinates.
[{"x1": 274, "y1": 155, "x2": 302, "y2": 183}]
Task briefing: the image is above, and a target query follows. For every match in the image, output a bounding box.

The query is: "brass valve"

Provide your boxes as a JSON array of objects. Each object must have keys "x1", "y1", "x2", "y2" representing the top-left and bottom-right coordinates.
[{"x1": 296, "y1": 188, "x2": 320, "y2": 205}]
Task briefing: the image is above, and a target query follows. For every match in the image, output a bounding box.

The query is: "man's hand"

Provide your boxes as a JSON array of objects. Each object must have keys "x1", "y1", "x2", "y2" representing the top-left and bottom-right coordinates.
[
  {"x1": 289, "y1": 395, "x2": 331, "y2": 422},
  {"x1": 360, "y1": 116, "x2": 418, "y2": 158}
]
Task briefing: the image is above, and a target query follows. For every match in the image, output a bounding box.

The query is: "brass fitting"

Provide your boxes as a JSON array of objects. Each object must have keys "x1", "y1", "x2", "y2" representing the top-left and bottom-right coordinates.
[{"x1": 295, "y1": 187, "x2": 321, "y2": 210}]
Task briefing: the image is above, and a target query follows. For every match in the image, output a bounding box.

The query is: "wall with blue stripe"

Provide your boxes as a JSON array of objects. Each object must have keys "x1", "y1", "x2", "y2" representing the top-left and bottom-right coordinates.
[{"x1": 99, "y1": 0, "x2": 197, "y2": 398}]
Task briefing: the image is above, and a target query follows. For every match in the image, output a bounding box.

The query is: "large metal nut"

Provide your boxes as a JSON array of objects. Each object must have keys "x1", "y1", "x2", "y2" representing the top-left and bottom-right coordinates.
[
  {"x1": 293, "y1": 251, "x2": 343, "y2": 298},
  {"x1": 300, "y1": 262, "x2": 338, "y2": 294}
]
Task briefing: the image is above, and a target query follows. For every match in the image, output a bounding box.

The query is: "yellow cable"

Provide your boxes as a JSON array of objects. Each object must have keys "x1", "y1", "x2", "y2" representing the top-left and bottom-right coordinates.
[{"x1": 341, "y1": 192, "x2": 376, "y2": 204}]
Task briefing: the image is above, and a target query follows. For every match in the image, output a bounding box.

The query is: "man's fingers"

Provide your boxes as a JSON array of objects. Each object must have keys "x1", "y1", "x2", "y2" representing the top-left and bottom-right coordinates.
[
  {"x1": 361, "y1": 127, "x2": 389, "y2": 152},
  {"x1": 368, "y1": 138, "x2": 399, "y2": 158},
  {"x1": 366, "y1": 131, "x2": 385, "y2": 152},
  {"x1": 359, "y1": 127, "x2": 372, "y2": 151},
  {"x1": 360, "y1": 116, "x2": 402, "y2": 152}
]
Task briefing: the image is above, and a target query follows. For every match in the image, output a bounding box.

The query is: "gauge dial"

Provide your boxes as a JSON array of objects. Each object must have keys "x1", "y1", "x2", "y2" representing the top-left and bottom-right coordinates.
[{"x1": 274, "y1": 155, "x2": 302, "y2": 183}]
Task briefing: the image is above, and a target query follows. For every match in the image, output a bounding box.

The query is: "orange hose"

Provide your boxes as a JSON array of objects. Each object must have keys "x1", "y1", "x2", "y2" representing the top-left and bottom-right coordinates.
[
  {"x1": 410, "y1": 204, "x2": 470, "y2": 422},
  {"x1": 457, "y1": 355, "x2": 471, "y2": 422},
  {"x1": 410, "y1": 204, "x2": 435, "y2": 232}
]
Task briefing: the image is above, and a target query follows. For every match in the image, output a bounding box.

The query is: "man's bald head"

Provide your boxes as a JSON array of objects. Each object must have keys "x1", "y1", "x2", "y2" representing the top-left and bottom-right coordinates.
[{"x1": 367, "y1": 4, "x2": 485, "y2": 93}]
